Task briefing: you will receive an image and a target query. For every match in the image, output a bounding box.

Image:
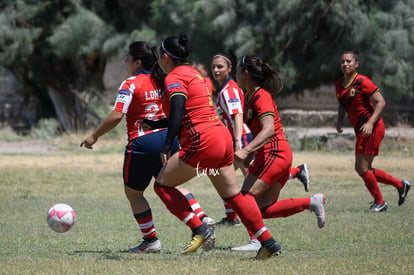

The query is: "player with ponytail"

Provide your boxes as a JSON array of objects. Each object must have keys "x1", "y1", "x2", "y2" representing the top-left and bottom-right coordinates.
[
  {"x1": 153, "y1": 34, "x2": 282, "y2": 259},
  {"x1": 231, "y1": 55, "x2": 326, "y2": 253},
  {"x1": 212, "y1": 52, "x2": 311, "y2": 229},
  {"x1": 81, "y1": 41, "x2": 210, "y2": 254}
]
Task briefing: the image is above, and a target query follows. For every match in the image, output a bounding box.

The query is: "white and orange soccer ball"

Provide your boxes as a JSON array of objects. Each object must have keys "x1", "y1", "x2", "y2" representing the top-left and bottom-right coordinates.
[{"x1": 46, "y1": 203, "x2": 76, "y2": 233}]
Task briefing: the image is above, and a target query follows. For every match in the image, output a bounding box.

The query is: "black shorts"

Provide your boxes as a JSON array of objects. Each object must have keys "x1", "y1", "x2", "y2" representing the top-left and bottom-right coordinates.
[{"x1": 123, "y1": 130, "x2": 179, "y2": 191}]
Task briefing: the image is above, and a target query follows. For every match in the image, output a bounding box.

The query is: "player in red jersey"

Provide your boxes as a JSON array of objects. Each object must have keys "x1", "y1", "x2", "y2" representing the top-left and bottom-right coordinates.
[
  {"x1": 335, "y1": 51, "x2": 410, "y2": 212},
  {"x1": 212, "y1": 52, "x2": 311, "y2": 227},
  {"x1": 80, "y1": 41, "x2": 211, "y2": 253},
  {"x1": 232, "y1": 55, "x2": 326, "y2": 252},
  {"x1": 153, "y1": 33, "x2": 282, "y2": 260}
]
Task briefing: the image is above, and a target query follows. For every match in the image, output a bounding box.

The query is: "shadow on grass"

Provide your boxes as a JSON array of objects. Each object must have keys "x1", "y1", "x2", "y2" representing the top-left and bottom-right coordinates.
[
  {"x1": 69, "y1": 249, "x2": 175, "y2": 260},
  {"x1": 69, "y1": 246, "x2": 256, "y2": 261}
]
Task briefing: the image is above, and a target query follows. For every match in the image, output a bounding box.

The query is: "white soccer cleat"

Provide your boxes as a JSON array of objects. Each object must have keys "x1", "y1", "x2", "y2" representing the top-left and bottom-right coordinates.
[
  {"x1": 297, "y1": 164, "x2": 310, "y2": 192},
  {"x1": 310, "y1": 193, "x2": 326, "y2": 228},
  {"x1": 231, "y1": 238, "x2": 261, "y2": 252},
  {"x1": 365, "y1": 201, "x2": 388, "y2": 213},
  {"x1": 129, "y1": 239, "x2": 161, "y2": 253}
]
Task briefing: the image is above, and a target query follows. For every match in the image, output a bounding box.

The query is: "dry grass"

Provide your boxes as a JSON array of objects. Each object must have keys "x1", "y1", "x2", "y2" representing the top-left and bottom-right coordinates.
[{"x1": 0, "y1": 136, "x2": 413, "y2": 274}]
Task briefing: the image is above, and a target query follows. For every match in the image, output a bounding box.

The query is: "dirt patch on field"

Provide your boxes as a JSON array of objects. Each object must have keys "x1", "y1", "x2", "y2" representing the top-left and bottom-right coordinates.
[
  {"x1": 0, "y1": 127, "x2": 413, "y2": 154},
  {"x1": 0, "y1": 140, "x2": 55, "y2": 154}
]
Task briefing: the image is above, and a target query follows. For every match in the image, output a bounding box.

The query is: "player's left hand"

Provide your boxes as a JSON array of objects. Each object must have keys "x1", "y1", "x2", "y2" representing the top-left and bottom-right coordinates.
[
  {"x1": 135, "y1": 120, "x2": 152, "y2": 131},
  {"x1": 235, "y1": 149, "x2": 254, "y2": 168},
  {"x1": 360, "y1": 122, "x2": 373, "y2": 137}
]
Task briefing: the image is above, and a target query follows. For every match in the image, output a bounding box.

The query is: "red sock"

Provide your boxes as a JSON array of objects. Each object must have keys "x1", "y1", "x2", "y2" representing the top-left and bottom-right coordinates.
[
  {"x1": 134, "y1": 209, "x2": 157, "y2": 239},
  {"x1": 185, "y1": 193, "x2": 206, "y2": 219},
  {"x1": 261, "y1": 198, "x2": 310, "y2": 219},
  {"x1": 223, "y1": 201, "x2": 238, "y2": 220},
  {"x1": 154, "y1": 182, "x2": 202, "y2": 229},
  {"x1": 361, "y1": 170, "x2": 384, "y2": 204},
  {"x1": 290, "y1": 167, "x2": 300, "y2": 179},
  {"x1": 225, "y1": 192, "x2": 272, "y2": 243},
  {"x1": 372, "y1": 168, "x2": 403, "y2": 189},
  {"x1": 247, "y1": 229, "x2": 255, "y2": 239}
]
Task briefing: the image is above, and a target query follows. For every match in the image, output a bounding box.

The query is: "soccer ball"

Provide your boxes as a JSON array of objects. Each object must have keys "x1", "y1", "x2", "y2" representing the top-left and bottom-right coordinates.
[{"x1": 46, "y1": 203, "x2": 76, "y2": 233}]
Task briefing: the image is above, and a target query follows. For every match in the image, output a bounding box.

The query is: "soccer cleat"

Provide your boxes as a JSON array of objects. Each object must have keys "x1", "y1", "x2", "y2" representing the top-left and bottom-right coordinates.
[
  {"x1": 181, "y1": 227, "x2": 214, "y2": 254},
  {"x1": 309, "y1": 193, "x2": 326, "y2": 228},
  {"x1": 365, "y1": 201, "x2": 388, "y2": 213},
  {"x1": 217, "y1": 217, "x2": 241, "y2": 226},
  {"x1": 231, "y1": 238, "x2": 261, "y2": 252},
  {"x1": 398, "y1": 180, "x2": 411, "y2": 206},
  {"x1": 129, "y1": 239, "x2": 161, "y2": 253},
  {"x1": 297, "y1": 164, "x2": 310, "y2": 192},
  {"x1": 255, "y1": 241, "x2": 282, "y2": 260},
  {"x1": 202, "y1": 216, "x2": 216, "y2": 251}
]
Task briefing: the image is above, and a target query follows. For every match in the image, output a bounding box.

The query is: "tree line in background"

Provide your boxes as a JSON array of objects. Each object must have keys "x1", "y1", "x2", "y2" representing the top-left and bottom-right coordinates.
[{"x1": 0, "y1": 0, "x2": 413, "y2": 132}]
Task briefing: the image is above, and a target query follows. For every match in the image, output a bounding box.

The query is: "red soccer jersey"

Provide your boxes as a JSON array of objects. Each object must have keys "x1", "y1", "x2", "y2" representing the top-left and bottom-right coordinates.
[
  {"x1": 163, "y1": 65, "x2": 222, "y2": 145},
  {"x1": 113, "y1": 71, "x2": 167, "y2": 141},
  {"x1": 205, "y1": 77, "x2": 214, "y2": 96},
  {"x1": 335, "y1": 74, "x2": 381, "y2": 133},
  {"x1": 243, "y1": 88, "x2": 286, "y2": 141},
  {"x1": 216, "y1": 77, "x2": 251, "y2": 139}
]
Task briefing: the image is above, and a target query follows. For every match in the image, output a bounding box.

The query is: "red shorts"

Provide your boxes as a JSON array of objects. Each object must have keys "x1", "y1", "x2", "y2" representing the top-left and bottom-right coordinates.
[
  {"x1": 355, "y1": 120, "x2": 385, "y2": 156},
  {"x1": 248, "y1": 139, "x2": 292, "y2": 186},
  {"x1": 179, "y1": 125, "x2": 234, "y2": 169}
]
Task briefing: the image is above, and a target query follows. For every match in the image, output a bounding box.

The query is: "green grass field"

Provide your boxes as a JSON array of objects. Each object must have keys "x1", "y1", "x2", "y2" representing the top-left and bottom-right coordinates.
[{"x1": 0, "y1": 136, "x2": 413, "y2": 274}]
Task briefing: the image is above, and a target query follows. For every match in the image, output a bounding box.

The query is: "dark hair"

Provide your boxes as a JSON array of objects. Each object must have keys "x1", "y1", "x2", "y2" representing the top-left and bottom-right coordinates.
[
  {"x1": 129, "y1": 42, "x2": 155, "y2": 70},
  {"x1": 160, "y1": 33, "x2": 190, "y2": 63},
  {"x1": 343, "y1": 50, "x2": 359, "y2": 62},
  {"x1": 240, "y1": 55, "x2": 283, "y2": 96},
  {"x1": 128, "y1": 41, "x2": 165, "y2": 89},
  {"x1": 213, "y1": 50, "x2": 237, "y2": 67},
  {"x1": 334, "y1": 50, "x2": 360, "y2": 82}
]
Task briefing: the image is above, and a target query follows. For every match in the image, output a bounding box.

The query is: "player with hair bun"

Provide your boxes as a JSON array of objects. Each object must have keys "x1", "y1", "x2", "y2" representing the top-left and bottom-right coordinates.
[
  {"x1": 335, "y1": 50, "x2": 411, "y2": 212},
  {"x1": 80, "y1": 41, "x2": 211, "y2": 254},
  {"x1": 153, "y1": 33, "x2": 282, "y2": 259},
  {"x1": 232, "y1": 55, "x2": 326, "y2": 253}
]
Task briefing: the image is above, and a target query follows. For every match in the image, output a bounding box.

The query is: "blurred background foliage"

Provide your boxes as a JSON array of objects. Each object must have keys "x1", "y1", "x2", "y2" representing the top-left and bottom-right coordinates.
[{"x1": 0, "y1": 0, "x2": 413, "y2": 132}]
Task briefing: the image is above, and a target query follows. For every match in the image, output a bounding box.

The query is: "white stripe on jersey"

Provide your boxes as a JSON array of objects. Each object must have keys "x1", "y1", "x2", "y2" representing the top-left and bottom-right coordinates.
[{"x1": 218, "y1": 83, "x2": 251, "y2": 136}]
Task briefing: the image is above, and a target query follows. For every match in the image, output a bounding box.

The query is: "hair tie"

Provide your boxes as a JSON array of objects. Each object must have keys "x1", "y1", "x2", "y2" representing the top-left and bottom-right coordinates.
[
  {"x1": 214, "y1": 54, "x2": 232, "y2": 66},
  {"x1": 241, "y1": 56, "x2": 249, "y2": 71},
  {"x1": 242, "y1": 56, "x2": 260, "y2": 78},
  {"x1": 161, "y1": 40, "x2": 184, "y2": 61}
]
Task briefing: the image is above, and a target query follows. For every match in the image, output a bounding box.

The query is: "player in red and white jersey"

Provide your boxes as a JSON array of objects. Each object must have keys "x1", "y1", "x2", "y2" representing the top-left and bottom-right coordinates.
[
  {"x1": 336, "y1": 51, "x2": 410, "y2": 212},
  {"x1": 232, "y1": 55, "x2": 326, "y2": 253},
  {"x1": 213, "y1": 53, "x2": 252, "y2": 151},
  {"x1": 114, "y1": 73, "x2": 167, "y2": 141},
  {"x1": 212, "y1": 53, "x2": 311, "y2": 228},
  {"x1": 153, "y1": 33, "x2": 282, "y2": 260},
  {"x1": 80, "y1": 41, "x2": 210, "y2": 254}
]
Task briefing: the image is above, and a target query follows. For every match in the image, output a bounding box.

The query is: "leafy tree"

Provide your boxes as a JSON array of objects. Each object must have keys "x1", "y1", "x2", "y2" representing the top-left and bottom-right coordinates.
[
  {"x1": 1, "y1": 0, "x2": 412, "y2": 133},
  {"x1": 203, "y1": 0, "x2": 414, "y2": 101},
  {"x1": 0, "y1": 0, "x2": 125, "y2": 131}
]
